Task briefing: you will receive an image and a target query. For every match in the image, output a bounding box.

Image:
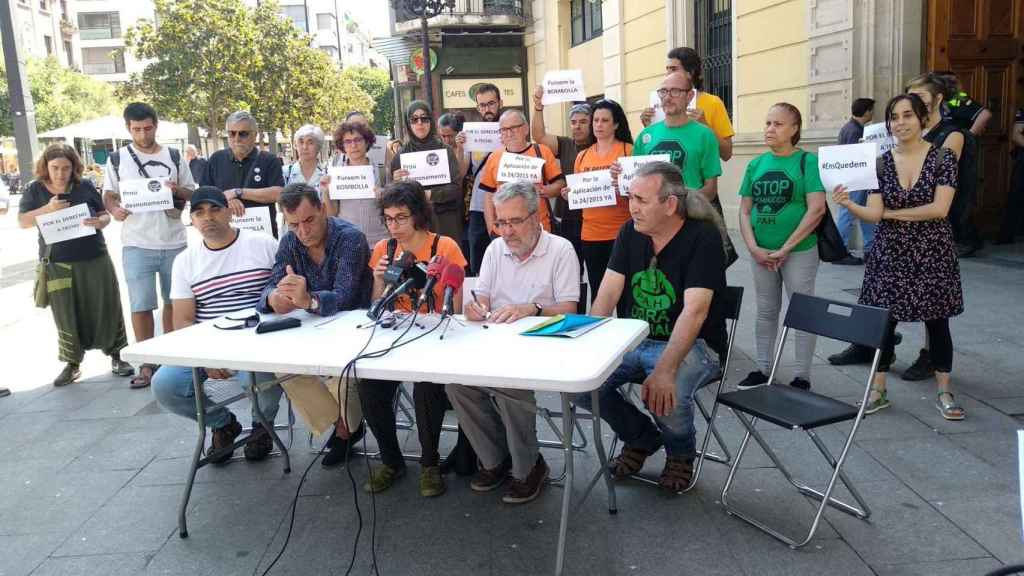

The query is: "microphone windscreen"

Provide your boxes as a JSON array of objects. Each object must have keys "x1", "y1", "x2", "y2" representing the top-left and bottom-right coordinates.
[
  {"x1": 426, "y1": 255, "x2": 449, "y2": 278},
  {"x1": 440, "y1": 262, "x2": 466, "y2": 290}
]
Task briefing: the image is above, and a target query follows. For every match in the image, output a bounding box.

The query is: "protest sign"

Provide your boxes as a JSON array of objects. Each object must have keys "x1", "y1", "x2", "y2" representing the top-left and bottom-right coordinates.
[
  {"x1": 231, "y1": 206, "x2": 273, "y2": 235},
  {"x1": 35, "y1": 203, "x2": 95, "y2": 245},
  {"x1": 818, "y1": 143, "x2": 879, "y2": 192},
  {"x1": 567, "y1": 170, "x2": 616, "y2": 210},
  {"x1": 618, "y1": 154, "x2": 671, "y2": 195},
  {"x1": 542, "y1": 70, "x2": 586, "y2": 105},
  {"x1": 463, "y1": 122, "x2": 503, "y2": 152},
  {"x1": 688, "y1": 89, "x2": 699, "y2": 111},
  {"x1": 327, "y1": 165, "x2": 376, "y2": 200},
  {"x1": 401, "y1": 148, "x2": 451, "y2": 186},
  {"x1": 497, "y1": 153, "x2": 546, "y2": 183},
  {"x1": 649, "y1": 91, "x2": 666, "y2": 124},
  {"x1": 368, "y1": 136, "x2": 387, "y2": 168},
  {"x1": 861, "y1": 122, "x2": 895, "y2": 157},
  {"x1": 120, "y1": 178, "x2": 174, "y2": 213}
]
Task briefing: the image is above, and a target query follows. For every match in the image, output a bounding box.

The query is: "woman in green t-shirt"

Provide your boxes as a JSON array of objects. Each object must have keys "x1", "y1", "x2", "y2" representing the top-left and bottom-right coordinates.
[{"x1": 736, "y1": 103, "x2": 827, "y2": 390}]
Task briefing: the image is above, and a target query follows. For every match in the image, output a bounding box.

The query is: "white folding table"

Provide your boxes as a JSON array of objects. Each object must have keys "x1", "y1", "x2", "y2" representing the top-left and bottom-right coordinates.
[{"x1": 121, "y1": 309, "x2": 649, "y2": 575}]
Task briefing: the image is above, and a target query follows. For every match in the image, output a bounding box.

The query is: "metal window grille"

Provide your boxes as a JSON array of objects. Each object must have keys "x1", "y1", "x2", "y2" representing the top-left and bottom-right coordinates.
[{"x1": 694, "y1": 0, "x2": 732, "y2": 118}]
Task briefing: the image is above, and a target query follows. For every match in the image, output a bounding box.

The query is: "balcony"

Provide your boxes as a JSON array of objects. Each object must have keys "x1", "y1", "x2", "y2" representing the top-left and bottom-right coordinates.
[{"x1": 393, "y1": 0, "x2": 531, "y2": 34}]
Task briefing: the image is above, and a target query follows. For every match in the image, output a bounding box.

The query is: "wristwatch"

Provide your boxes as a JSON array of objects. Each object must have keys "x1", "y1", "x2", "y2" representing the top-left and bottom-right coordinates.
[{"x1": 533, "y1": 302, "x2": 543, "y2": 315}]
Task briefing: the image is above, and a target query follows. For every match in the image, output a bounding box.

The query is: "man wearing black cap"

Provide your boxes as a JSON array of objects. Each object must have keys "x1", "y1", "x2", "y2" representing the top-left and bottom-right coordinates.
[{"x1": 151, "y1": 186, "x2": 283, "y2": 463}]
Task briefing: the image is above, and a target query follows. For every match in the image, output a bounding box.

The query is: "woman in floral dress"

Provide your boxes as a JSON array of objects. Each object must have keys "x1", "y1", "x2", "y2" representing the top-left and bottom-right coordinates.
[{"x1": 833, "y1": 93, "x2": 965, "y2": 420}]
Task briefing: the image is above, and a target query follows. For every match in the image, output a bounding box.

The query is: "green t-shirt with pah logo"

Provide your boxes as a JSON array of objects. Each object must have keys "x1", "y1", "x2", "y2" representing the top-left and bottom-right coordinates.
[{"x1": 738, "y1": 150, "x2": 824, "y2": 252}]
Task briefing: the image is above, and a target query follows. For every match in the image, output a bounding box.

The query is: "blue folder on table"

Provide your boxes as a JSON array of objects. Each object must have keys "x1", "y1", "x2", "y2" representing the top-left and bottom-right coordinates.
[{"x1": 520, "y1": 314, "x2": 612, "y2": 338}]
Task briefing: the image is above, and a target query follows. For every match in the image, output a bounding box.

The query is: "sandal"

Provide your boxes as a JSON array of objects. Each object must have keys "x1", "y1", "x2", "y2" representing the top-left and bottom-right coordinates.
[
  {"x1": 658, "y1": 456, "x2": 694, "y2": 492},
  {"x1": 610, "y1": 440, "x2": 662, "y2": 478},
  {"x1": 130, "y1": 364, "x2": 159, "y2": 389},
  {"x1": 861, "y1": 387, "x2": 890, "y2": 415},
  {"x1": 936, "y1": 392, "x2": 965, "y2": 421}
]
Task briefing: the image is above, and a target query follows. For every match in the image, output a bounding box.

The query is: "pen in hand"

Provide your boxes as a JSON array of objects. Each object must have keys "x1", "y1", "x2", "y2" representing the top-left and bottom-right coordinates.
[{"x1": 470, "y1": 289, "x2": 491, "y2": 321}]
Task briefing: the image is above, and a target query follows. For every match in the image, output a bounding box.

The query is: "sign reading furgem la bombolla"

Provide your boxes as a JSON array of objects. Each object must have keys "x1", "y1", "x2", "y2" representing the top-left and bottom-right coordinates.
[
  {"x1": 567, "y1": 170, "x2": 616, "y2": 210},
  {"x1": 542, "y1": 70, "x2": 586, "y2": 105},
  {"x1": 401, "y1": 149, "x2": 451, "y2": 186}
]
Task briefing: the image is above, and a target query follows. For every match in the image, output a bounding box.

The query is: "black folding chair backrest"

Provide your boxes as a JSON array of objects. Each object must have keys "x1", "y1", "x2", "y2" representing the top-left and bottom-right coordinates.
[
  {"x1": 784, "y1": 293, "x2": 889, "y2": 349},
  {"x1": 720, "y1": 286, "x2": 744, "y2": 321}
]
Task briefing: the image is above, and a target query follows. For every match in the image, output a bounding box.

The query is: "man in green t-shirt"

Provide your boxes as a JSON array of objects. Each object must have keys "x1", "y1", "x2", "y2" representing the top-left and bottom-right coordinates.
[
  {"x1": 632, "y1": 72, "x2": 723, "y2": 208},
  {"x1": 738, "y1": 151, "x2": 823, "y2": 252}
]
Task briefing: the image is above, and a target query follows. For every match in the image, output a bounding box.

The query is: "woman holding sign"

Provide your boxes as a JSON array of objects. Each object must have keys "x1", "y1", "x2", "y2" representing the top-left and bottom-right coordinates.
[
  {"x1": 567, "y1": 99, "x2": 633, "y2": 301},
  {"x1": 389, "y1": 101, "x2": 464, "y2": 242},
  {"x1": 736, "y1": 103, "x2": 826, "y2": 391},
  {"x1": 17, "y1": 144, "x2": 133, "y2": 387},
  {"x1": 833, "y1": 93, "x2": 965, "y2": 420},
  {"x1": 321, "y1": 121, "x2": 389, "y2": 246}
]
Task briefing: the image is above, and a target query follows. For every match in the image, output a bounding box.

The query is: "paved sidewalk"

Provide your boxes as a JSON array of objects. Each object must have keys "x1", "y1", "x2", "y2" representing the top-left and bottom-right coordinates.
[{"x1": 0, "y1": 223, "x2": 1022, "y2": 575}]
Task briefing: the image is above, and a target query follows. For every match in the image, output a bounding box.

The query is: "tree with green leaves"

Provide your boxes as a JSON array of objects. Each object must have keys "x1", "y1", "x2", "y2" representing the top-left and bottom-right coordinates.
[
  {"x1": 342, "y1": 66, "x2": 395, "y2": 136},
  {"x1": 0, "y1": 56, "x2": 121, "y2": 138},
  {"x1": 120, "y1": 0, "x2": 373, "y2": 147}
]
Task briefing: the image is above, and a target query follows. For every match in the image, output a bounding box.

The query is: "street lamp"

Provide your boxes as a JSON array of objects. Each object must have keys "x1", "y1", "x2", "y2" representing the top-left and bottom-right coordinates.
[{"x1": 393, "y1": 0, "x2": 454, "y2": 112}]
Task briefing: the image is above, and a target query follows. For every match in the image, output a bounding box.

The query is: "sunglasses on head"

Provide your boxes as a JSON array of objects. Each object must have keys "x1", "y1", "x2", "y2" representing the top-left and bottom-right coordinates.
[{"x1": 214, "y1": 312, "x2": 260, "y2": 330}]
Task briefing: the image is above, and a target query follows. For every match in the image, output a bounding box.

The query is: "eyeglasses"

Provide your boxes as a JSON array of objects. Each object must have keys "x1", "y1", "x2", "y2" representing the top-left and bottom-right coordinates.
[
  {"x1": 383, "y1": 214, "x2": 412, "y2": 226},
  {"x1": 214, "y1": 312, "x2": 260, "y2": 330},
  {"x1": 656, "y1": 88, "x2": 689, "y2": 99},
  {"x1": 342, "y1": 137, "x2": 365, "y2": 146},
  {"x1": 494, "y1": 211, "x2": 535, "y2": 229},
  {"x1": 477, "y1": 99, "x2": 500, "y2": 109},
  {"x1": 498, "y1": 123, "x2": 526, "y2": 135},
  {"x1": 409, "y1": 115, "x2": 432, "y2": 124},
  {"x1": 228, "y1": 130, "x2": 252, "y2": 138}
]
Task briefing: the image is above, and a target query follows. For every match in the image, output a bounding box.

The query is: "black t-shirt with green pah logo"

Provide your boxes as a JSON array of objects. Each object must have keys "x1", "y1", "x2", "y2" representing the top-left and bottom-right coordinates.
[{"x1": 608, "y1": 219, "x2": 728, "y2": 359}]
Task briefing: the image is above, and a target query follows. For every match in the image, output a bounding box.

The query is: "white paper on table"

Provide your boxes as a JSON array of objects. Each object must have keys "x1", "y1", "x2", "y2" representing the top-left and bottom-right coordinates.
[
  {"x1": 618, "y1": 154, "x2": 671, "y2": 196},
  {"x1": 119, "y1": 178, "x2": 174, "y2": 213},
  {"x1": 0, "y1": 178, "x2": 9, "y2": 210},
  {"x1": 368, "y1": 135, "x2": 387, "y2": 168},
  {"x1": 818, "y1": 143, "x2": 879, "y2": 192},
  {"x1": 35, "y1": 203, "x2": 96, "y2": 245},
  {"x1": 649, "y1": 91, "x2": 666, "y2": 124},
  {"x1": 497, "y1": 153, "x2": 546, "y2": 183},
  {"x1": 463, "y1": 122, "x2": 503, "y2": 152},
  {"x1": 231, "y1": 206, "x2": 273, "y2": 235},
  {"x1": 566, "y1": 170, "x2": 616, "y2": 210},
  {"x1": 861, "y1": 122, "x2": 895, "y2": 157},
  {"x1": 542, "y1": 70, "x2": 586, "y2": 105},
  {"x1": 401, "y1": 148, "x2": 451, "y2": 186},
  {"x1": 1018, "y1": 430, "x2": 1024, "y2": 542},
  {"x1": 327, "y1": 165, "x2": 376, "y2": 200}
]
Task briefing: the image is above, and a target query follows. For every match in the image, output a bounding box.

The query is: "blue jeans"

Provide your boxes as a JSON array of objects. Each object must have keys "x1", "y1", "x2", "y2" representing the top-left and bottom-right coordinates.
[
  {"x1": 575, "y1": 339, "x2": 720, "y2": 459},
  {"x1": 152, "y1": 366, "x2": 281, "y2": 429},
  {"x1": 122, "y1": 246, "x2": 185, "y2": 313},
  {"x1": 834, "y1": 190, "x2": 876, "y2": 252}
]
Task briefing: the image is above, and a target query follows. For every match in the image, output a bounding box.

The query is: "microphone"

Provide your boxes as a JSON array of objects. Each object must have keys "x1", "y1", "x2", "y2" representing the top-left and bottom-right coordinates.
[
  {"x1": 416, "y1": 255, "x2": 449, "y2": 311},
  {"x1": 439, "y1": 263, "x2": 465, "y2": 318},
  {"x1": 368, "y1": 252, "x2": 417, "y2": 319}
]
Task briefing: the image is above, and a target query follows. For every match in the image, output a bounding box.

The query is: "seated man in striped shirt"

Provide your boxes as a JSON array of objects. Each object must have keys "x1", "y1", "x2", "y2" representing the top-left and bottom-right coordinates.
[{"x1": 152, "y1": 186, "x2": 282, "y2": 463}]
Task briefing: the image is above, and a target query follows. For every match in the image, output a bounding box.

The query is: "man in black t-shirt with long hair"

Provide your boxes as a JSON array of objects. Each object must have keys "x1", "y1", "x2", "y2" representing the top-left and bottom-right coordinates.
[{"x1": 574, "y1": 161, "x2": 728, "y2": 492}]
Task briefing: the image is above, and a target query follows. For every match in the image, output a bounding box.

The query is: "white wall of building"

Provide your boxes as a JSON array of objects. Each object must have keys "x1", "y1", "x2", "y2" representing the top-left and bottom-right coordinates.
[
  {"x1": 10, "y1": 0, "x2": 77, "y2": 68},
  {"x1": 68, "y1": 0, "x2": 154, "y2": 82}
]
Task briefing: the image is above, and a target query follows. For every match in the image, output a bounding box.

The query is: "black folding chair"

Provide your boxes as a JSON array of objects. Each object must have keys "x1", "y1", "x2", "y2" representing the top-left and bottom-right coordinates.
[
  {"x1": 715, "y1": 292, "x2": 889, "y2": 547},
  {"x1": 985, "y1": 566, "x2": 1024, "y2": 575}
]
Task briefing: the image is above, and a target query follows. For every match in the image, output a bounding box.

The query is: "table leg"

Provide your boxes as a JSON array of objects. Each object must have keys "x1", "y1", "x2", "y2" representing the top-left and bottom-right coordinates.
[
  {"x1": 179, "y1": 367, "x2": 205, "y2": 539},
  {"x1": 554, "y1": 393, "x2": 575, "y2": 576},
  {"x1": 249, "y1": 372, "x2": 291, "y2": 474},
  {"x1": 590, "y1": 389, "x2": 617, "y2": 514}
]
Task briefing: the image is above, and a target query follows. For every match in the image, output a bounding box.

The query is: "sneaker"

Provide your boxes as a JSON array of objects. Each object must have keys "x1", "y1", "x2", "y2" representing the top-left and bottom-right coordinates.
[
  {"x1": 901, "y1": 349, "x2": 935, "y2": 381},
  {"x1": 53, "y1": 363, "x2": 81, "y2": 387},
  {"x1": 110, "y1": 354, "x2": 134, "y2": 377},
  {"x1": 419, "y1": 465, "x2": 446, "y2": 498},
  {"x1": 243, "y1": 422, "x2": 274, "y2": 461},
  {"x1": 861, "y1": 389, "x2": 891, "y2": 415},
  {"x1": 321, "y1": 423, "x2": 365, "y2": 469},
  {"x1": 209, "y1": 413, "x2": 242, "y2": 465},
  {"x1": 827, "y1": 344, "x2": 873, "y2": 366},
  {"x1": 502, "y1": 455, "x2": 549, "y2": 505},
  {"x1": 470, "y1": 457, "x2": 512, "y2": 492},
  {"x1": 736, "y1": 371, "x2": 769, "y2": 390},
  {"x1": 363, "y1": 463, "x2": 406, "y2": 493},
  {"x1": 789, "y1": 377, "x2": 811, "y2": 390},
  {"x1": 832, "y1": 255, "x2": 864, "y2": 266}
]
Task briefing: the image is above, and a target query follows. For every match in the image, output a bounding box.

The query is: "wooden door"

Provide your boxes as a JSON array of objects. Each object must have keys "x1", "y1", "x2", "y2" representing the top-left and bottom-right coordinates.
[{"x1": 927, "y1": 0, "x2": 1023, "y2": 237}]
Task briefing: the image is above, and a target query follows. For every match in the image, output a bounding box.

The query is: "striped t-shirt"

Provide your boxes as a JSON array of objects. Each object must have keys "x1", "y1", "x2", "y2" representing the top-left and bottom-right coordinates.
[{"x1": 170, "y1": 229, "x2": 277, "y2": 322}]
